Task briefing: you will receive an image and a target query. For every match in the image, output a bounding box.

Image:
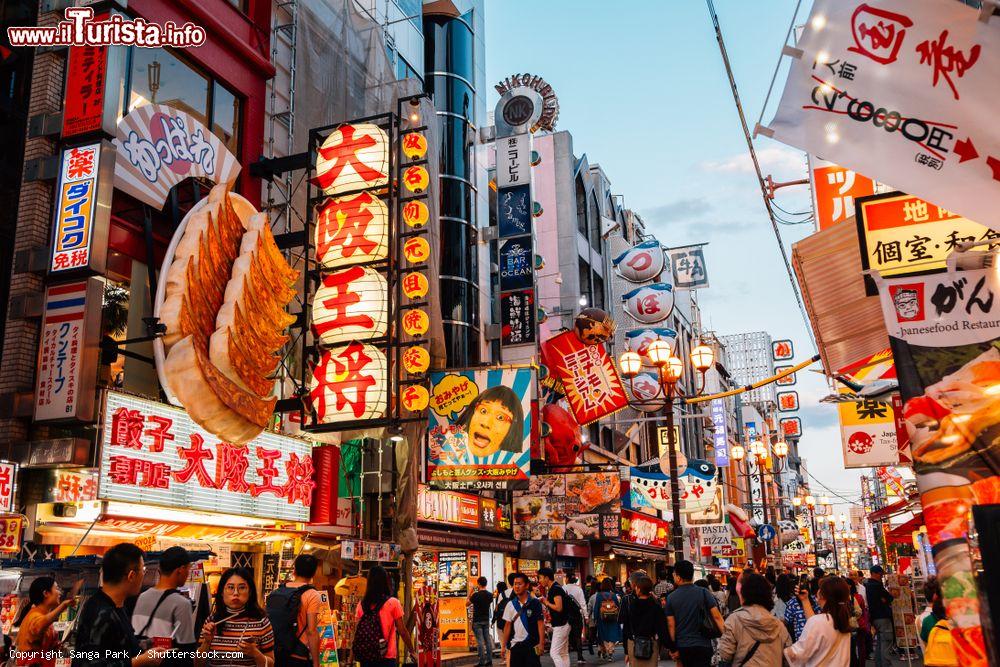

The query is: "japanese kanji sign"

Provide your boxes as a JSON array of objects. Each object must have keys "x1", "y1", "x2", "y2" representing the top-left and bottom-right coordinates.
[
  {"x1": 427, "y1": 368, "x2": 533, "y2": 491},
  {"x1": 810, "y1": 157, "x2": 877, "y2": 230},
  {"x1": 501, "y1": 289, "x2": 536, "y2": 346},
  {"x1": 710, "y1": 399, "x2": 729, "y2": 467},
  {"x1": 775, "y1": 365, "x2": 797, "y2": 386},
  {"x1": 772, "y1": 339, "x2": 794, "y2": 361},
  {"x1": 779, "y1": 417, "x2": 802, "y2": 439},
  {"x1": 766, "y1": 0, "x2": 1000, "y2": 231},
  {"x1": 0, "y1": 461, "x2": 16, "y2": 514},
  {"x1": 777, "y1": 391, "x2": 800, "y2": 412},
  {"x1": 99, "y1": 391, "x2": 313, "y2": 522},
  {"x1": 837, "y1": 349, "x2": 902, "y2": 468},
  {"x1": 540, "y1": 330, "x2": 628, "y2": 425},
  {"x1": 50, "y1": 141, "x2": 113, "y2": 274},
  {"x1": 63, "y1": 41, "x2": 108, "y2": 138},
  {"x1": 621, "y1": 509, "x2": 670, "y2": 548},
  {"x1": 114, "y1": 104, "x2": 241, "y2": 209},
  {"x1": 34, "y1": 279, "x2": 102, "y2": 423},
  {"x1": 667, "y1": 244, "x2": 710, "y2": 289},
  {"x1": 613, "y1": 240, "x2": 666, "y2": 283},
  {"x1": 496, "y1": 133, "x2": 530, "y2": 189},
  {"x1": 857, "y1": 190, "x2": 993, "y2": 292},
  {"x1": 310, "y1": 342, "x2": 388, "y2": 424},
  {"x1": 0, "y1": 516, "x2": 23, "y2": 554}
]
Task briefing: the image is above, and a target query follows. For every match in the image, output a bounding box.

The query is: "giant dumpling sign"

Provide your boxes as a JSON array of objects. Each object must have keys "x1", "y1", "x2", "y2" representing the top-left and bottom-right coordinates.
[{"x1": 155, "y1": 184, "x2": 299, "y2": 444}]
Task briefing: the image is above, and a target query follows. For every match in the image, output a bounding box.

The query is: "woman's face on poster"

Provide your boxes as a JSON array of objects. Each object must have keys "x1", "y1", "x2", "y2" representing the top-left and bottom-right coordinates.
[{"x1": 468, "y1": 398, "x2": 514, "y2": 456}]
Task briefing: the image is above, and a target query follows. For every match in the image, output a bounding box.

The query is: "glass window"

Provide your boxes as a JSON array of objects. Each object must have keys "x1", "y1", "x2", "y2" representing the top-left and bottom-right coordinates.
[
  {"x1": 211, "y1": 82, "x2": 240, "y2": 155},
  {"x1": 589, "y1": 193, "x2": 601, "y2": 252},
  {"x1": 576, "y1": 177, "x2": 587, "y2": 237},
  {"x1": 592, "y1": 273, "x2": 605, "y2": 310},
  {"x1": 129, "y1": 47, "x2": 209, "y2": 126},
  {"x1": 578, "y1": 258, "x2": 591, "y2": 305}
]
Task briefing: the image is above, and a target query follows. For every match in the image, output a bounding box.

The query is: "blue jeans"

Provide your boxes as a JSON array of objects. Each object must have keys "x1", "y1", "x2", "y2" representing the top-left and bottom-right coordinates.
[
  {"x1": 873, "y1": 617, "x2": 895, "y2": 667},
  {"x1": 473, "y1": 621, "x2": 493, "y2": 664}
]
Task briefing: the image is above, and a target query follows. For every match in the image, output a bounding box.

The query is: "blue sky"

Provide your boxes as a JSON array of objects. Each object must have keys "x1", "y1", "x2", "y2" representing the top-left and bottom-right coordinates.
[{"x1": 485, "y1": 0, "x2": 865, "y2": 510}]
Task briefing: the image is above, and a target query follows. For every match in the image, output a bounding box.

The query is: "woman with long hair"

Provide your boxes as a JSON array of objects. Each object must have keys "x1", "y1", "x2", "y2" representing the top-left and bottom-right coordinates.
[
  {"x1": 14, "y1": 577, "x2": 74, "y2": 667},
  {"x1": 773, "y1": 574, "x2": 795, "y2": 626},
  {"x1": 918, "y1": 577, "x2": 958, "y2": 666},
  {"x1": 196, "y1": 568, "x2": 274, "y2": 667},
  {"x1": 725, "y1": 573, "x2": 740, "y2": 615},
  {"x1": 620, "y1": 577, "x2": 668, "y2": 667},
  {"x1": 354, "y1": 566, "x2": 414, "y2": 667},
  {"x1": 784, "y1": 576, "x2": 852, "y2": 666},
  {"x1": 591, "y1": 578, "x2": 622, "y2": 661},
  {"x1": 719, "y1": 573, "x2": 790, "y2": 667}
]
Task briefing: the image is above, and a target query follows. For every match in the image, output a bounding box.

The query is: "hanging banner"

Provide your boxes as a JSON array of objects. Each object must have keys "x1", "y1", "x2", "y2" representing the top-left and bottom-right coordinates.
[
  {"x1": 540, "y1": 330, "x2": 628, "y2": 425},
  {"x1": 766, "y1": 0, "x2": 1000, "y2": 231},
  {"x1": 114, "y1": 104, "x2": 241, "y2": 209},
  {"x1": 34, "y1": 278, "x2": 103, "y2": 423},
  {"x1": 710, "y1": 398, "x2": 729, "y2": 467},
  {"x1": 500, "y1": 289, "x2": 536, "y2": 346},
  {"x1": 811, "y1": 157, "x2": 877, "y2": 230},
  {"x1": 49, "y1": 141, "x2": 115, "y2": 274},
  {"x1": 667, "y1": 244, "x2": 710, "y2": 289},
  {"x1": 875, "y1": 466, "x2": 906, "y2": 499},
  {"x1": 838, "y1": 349, "x2": 903, "y2": 468},
  {"x1": 875, "y1": 267, "x2": 1000, "y2": 666},
  {"x1": 62, "y1": 43, "x2": 109, "y2": 138},
  {"x1": 427, "y1": 368, "x2": 533, "y2": 490},
  {"x1": 512, "y1": 472, "x2": 621, "y2": 541}
]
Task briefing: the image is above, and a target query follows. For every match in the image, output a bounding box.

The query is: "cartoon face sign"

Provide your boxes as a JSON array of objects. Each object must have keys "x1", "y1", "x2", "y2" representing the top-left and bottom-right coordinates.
[
  {"x1": 629, "y1": 373, "x2": 665, "y2": 413},
  {"x1": 613, "y1": 239, "x2": 665, "y2": 283},
  {"x1": 454, "y1": 386, "x2": 525, "y2": 458},
  {"x1": 573, "y1": 307, "x2": 616, "y2": 345},
  {"x1": 891, "y1": 287, "x2": 923, "y2": 322},
  {"x1": 622, "y1": 283, "x2": 674, "y2": 324},
  {"x1": 625, "y1": 328, "x2": 677, "y2": 366}
]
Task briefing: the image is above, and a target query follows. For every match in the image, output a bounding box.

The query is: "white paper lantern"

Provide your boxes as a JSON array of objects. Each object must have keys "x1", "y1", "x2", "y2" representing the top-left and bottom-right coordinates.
[
  {"x1": 629, "y1": 373, "x2": 666, "y2": 413},
  {"x1": 613, "y1": 239, "x2": 666, "y2": 283},
  {"x1": 315, "y1": 192, "x2": 389, "y2": 268},
  {"x1": 309, "y1": 342, "x2": 387, "y2": 423},
  {"x1": 315, "y1": 123, "x2": 389, "y2": 195},
  {"x1": 622, "y1": 283, "x2": 674, "y2": 324},
  {"x1": 625, "y1": 328, "x2": 678, "y2": 367},
  {"x1": 312, "y1": 266, "x2": 387, "y2": 344}
]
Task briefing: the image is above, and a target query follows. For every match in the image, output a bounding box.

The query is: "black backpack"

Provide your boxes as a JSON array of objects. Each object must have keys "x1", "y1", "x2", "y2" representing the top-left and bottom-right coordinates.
[
  {"x1": 352, "y1": 599, "x2": 388, "y2": 661},
  {"x1": 494, "y1": 593, "x2": 510, "y2": 629},
  {"x1": 265, "y1": 584, "x2": 314, "y2": 664}
]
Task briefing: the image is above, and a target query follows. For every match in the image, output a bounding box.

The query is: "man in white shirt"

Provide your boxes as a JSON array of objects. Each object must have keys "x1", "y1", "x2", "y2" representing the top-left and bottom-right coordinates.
[
  {"x1": 501, "y1": 573, "x2": 546, "y2": 667},
  {"x1": 851, "y1": 570, "x2": 868, "y2": 605},
  {"x1": 561, "y1": 573, "x2": 587, "y2": 665}
]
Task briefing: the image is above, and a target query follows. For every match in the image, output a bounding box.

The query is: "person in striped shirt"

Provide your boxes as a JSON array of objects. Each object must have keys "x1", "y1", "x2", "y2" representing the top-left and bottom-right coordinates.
[{"x1": 195, "y1": 569, "x2": 274, "y2": 667}]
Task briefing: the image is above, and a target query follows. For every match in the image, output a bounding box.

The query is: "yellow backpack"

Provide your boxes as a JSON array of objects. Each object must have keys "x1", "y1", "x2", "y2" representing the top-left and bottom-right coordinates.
[{"x1": 923, "y1": 620, "x2": 958, "y2": 667}]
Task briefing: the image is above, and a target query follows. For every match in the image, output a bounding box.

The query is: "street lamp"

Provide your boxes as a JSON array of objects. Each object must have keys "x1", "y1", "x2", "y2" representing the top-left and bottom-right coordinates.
[
  {"x1": 732, "y1": 434, "x2": 787, "y2": 560},
  {"x1": 618, "y1": 340, "x2": 715, "y2": 563},
  {"x1": 799, "y1": 494, "x2": 820, "y2": 566}
]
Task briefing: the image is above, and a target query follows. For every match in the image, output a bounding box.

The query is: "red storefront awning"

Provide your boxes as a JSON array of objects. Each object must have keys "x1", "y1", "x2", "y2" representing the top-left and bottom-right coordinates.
[
  {"x1": 867, "y1": 494, "x2": 920, "y2": 522},
  {"x1": 886, "y1": 514, "x2": 924, "y2": 543}
]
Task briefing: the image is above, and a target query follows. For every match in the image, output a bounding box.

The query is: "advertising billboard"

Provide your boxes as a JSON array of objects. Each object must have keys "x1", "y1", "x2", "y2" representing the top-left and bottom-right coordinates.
[{"x1": 512, "y1": 472, "x2": 621, "y2": 541}]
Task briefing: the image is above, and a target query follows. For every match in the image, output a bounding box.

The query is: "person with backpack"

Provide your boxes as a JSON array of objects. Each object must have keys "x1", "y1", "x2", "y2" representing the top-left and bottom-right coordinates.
[
  {"x1": 918, "y1": 577, "x2": 957, "y2": 667},
  {"x1": 467, "y1": 577, "x2": 494, "y2": 667},
  {"x1": 665, "y1": 559, "x2": 725, "y2": 667},
  {"x1": 537, "y1": 568, "x2": 571, "y2": 667},
  {"x1": 590, "y1": 578, "x2": 621, "y2": 661},
  {"x1": 719, "y1": 572, "x2": 791, "y2": 667},
  {"x1": 266, "y1": 554, "x2": 321, "y2": 667},
  {"x1": 620, "y1": 576, "x2": 668, "y2": 667},
  {"x1": 131, "y1": 547, "x2": 195, "y2": 666},
  {"x1": 500, "y1": 573, "x2": 545, "y2": 667},
  {"x1": 353, "y1": 565, "x2": 413, "y2": 667},
  {"x1": 493, "y1": 582, "x2": 509, "y2": 634}
]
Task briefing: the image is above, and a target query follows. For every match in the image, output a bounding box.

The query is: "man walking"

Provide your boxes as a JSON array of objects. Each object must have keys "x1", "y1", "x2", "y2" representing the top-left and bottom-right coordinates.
[
  {"x1": 468, "y1": 577, "x2": 494, "y2": 666},
  {"x1": 561, "y1": 573, "x2": 587, "y2": 665},
  {"x1": 266, "y1": 553, "x2": 322, "y2": 667},
  {"x1": 501, "y1": 573, "x2": 545, "y2": 667},
  {"x1": 665, "y1": 560, "x2": 724, "y2": 667},
  {"x1": 131, "y1": 546, "x2": 195, "y2": 665},
  {"x1": 538, "y1": 568, "x2": 570, "y2": 667},
  {"x1": 865, "y1": 565, "x2": 897, "y2": 667}
]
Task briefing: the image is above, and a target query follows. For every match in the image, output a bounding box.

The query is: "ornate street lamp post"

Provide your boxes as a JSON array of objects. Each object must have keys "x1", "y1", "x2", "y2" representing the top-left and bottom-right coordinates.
[
  {"x1": 731, "y1": 436, "x2": 788, "y2": 559},
  {"x1": 618, "y1": 341, "x2": 715, "y2": 563}
]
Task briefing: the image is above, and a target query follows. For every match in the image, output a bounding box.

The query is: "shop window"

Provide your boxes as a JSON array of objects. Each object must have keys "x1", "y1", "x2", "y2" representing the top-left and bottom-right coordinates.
[
  {"x1": 212, "y1": 81, "x2": 241, "y2": 155},
  {"x1": 592, "y1": 273, "x2": 605, "y2": 310},
  {"x1": 578, "y1": 257, "x2": 591, "y2": 306}
]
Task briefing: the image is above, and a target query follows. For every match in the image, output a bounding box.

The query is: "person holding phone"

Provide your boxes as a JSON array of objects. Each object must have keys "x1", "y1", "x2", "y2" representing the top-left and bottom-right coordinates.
[
  {"x1": 195, "y1": 568, "x2": 274, "y2": 667},
  {"x1": 784, "y1": 581, "x2": 820, "y2": 642},
  {"x1": 14, "y1": 576, "x2": 75, "y2": 667},
  {"x1": 784, "y1": 577, "x2": 852, "y2": 666}
]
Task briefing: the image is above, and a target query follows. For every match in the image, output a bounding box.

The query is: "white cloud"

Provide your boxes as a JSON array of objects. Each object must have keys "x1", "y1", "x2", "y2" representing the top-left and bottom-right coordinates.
[{"x1": 701, "y1": 145, "x2": 807, "y2": 176}]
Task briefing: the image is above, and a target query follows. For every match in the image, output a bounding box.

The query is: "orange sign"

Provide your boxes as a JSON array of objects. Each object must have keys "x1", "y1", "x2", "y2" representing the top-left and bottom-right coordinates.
[
  {"x1": 812, "y1": 160, "x2": 876, "y2": 230},
  {"x1": 403, "y1": 237, "x2": 431, "y2": 264},
  {"x1": 402, "y1": 272, "x2": 429, "y2": 299},
  {"x1": 402, "y1": 200, "x2": 429, "y2": 228},
  {"x1": 401, "y1": 385, "x2": 430, "y2": 412},
  {"x1": 0, "y1": 516, "x2": 22, "y2": 553},
  {"x1": 402, "y1": 309, "x2": 429, "y2": 336},
  {"x1": 402, "y1": 132, "x2": 428, "y2": 159},
  {"x1": 402, "y1": 346, "x2": 430, "y2": 374},
  {"x1": 403, "y1": 166, "x2": 429, "y2": 193}
]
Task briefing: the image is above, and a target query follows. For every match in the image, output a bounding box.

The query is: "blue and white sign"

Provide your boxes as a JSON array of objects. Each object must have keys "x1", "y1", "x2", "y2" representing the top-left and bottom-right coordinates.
[
  {"x1": 497, "y1": 184, "x2": 531, "y2": 238},
  {"x1": 710, "y1": 399, "x2": 729, "y2": 467},
  {"x1": 498, "y1": 237, "x2": 534, "y2": 291},
  {"x1": 756, "y1": 523, "x2": 777, "y2": 542}
]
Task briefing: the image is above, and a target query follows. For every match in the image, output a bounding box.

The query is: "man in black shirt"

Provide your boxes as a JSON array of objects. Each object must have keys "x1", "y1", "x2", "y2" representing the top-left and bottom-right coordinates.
[
  {"x1": 865, "y1": 565, "x2": 898, "y2": 667},
  {"x1": 538, "y1": 567, "x2": 569, "y2": 667},
  {"x1": 72, "y1": 543, "x2": 161, "y2": 667},
  {"x1": 468, "y1": 577, "x2": 494, "y2": 666}
]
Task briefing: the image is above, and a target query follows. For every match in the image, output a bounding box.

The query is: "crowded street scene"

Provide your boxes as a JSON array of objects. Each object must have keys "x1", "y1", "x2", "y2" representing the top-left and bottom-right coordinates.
[{"x1": 0, "y1": 0, "x2": 996, "y2": 665}]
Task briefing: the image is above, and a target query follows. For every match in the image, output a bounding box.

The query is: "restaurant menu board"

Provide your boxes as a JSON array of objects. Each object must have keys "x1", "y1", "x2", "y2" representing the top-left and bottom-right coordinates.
[
  {"x1": 887, "y1": 574, "x2": 919, "y2": 650},
  {"x1": 512, "y1": 472, "x2": 621, "y2": 541},
  {"x1": 436, "y1": 551, "x2": 468, "y2": 598}
]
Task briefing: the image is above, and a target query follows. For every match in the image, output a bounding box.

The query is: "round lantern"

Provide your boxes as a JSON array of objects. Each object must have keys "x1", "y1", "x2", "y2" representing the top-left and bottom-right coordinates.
[
  {"x1": 402, "y1": 166, "x2": 429, "y2": 193},
  {"x1": 402, "y1": 345, "x2": 430, "y2": 374},
  {"x1": 402, "y1": 272, "x2": 429, "y2": 299},
  {"x1": 402, "y1": 199, "x2": 429, "y2": 228},
  {"x1": 403, "y1": 237, "x2": 431, "y2": 265},
  {"x1": 312, "y1": 266, "x2": 387, "y2": 345},
  {"x1": 630, "y1": 373, "x2": 666, "y2": 413},
  {"x1": 625, "y1": 328, "x2": 678, "y2": 367},
  {"x1": 315, "y1": 123, "x2": 389, "y2": 195},
  {"x1": 532, "y1": 201, "x2": 543, "y2": 217},
  {"x1": 402, "y1": 308, "x2": 430, "y2": 336},
  {"x1": 314, "y1": 192, "x2": 389, "y2": 269},
  {"x1": 401, "y1": 132, "x2": 428, "y2": 159},
  {"x1": 309, "y1": 342, "x2": 388, "y2": 423},
  {"x1": 622, "y1": 283, "x2": 674, "y2": 324},
  {"x1": 613, "y1": 239, "x2": 666, "y2": 283},
  {"x1": 400, "y1": 384, "x2": 430, "y2": 412}
]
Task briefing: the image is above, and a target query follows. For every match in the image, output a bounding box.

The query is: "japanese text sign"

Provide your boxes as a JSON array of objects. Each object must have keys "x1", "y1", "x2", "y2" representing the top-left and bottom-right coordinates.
[
  {"x1": 496, "y1": 134, "x2": 530, "y2": 190},
  {"x1": 34, "y1": 279, "x2": 102, "y2": 423},
  {"x1": 501, "y1": 289, "x2": 536, "y2": 345},
  {"x1": 0, "y1": 517, "x2": 23, "y2": 554},
  {"x1": 811, "y1": 157, "x2": 876, "y2": 230},
  {"x1": 498, "y1": 237, "x2": 534, "y2": 291},
  {"x1": 857, "y1": 191, "x2": 993, "y2": 291},
  {"x1": 837, "y1": 349, "x2": 902, "y2": 468},
  {"x1": 310, "y1": 342, "x2": 388, "y2": 424},
  {"x1": 99, "y1": 391, "x2": 313, "y2": 522},
  {"x1": 621, "y1": 509, "x2": 670, "y2": 548},
  {"x1": 0, "y1": 461, "x2": 15, "y2": 514},
  {"x1": 614, "y1": 240, "x2": 665, "y2": 283},
  {"x1": 427, "y1": 368, "x2": 533, "y2": 490},
  {"x1": 779, "y1": 417, "x2": 802, "y2": 438},
  {"x1": 777, "y1": 391, "x2": 800, "y2": 412},
  {"x1": 772, "y1": 339, "x2": 794, "y2": 361},
  {"x1": 513, "y1": 472, "x2": 621, "y2": 541},
  {"x1": 63, "y1": 42, "x2": 108, "y2": 138},
  {"x1": 710, "y1": 399, "x2": 729, "y2": 467},
  {"x1": 540, "y1": 331, "x2": 628, "y2": 425},
  {"x1": 417, "y1": 484, "x2": 479, "y2": 527},
  {"x1": 766, "y1": 0, "x2": 1000, "y2": 231},
  {"x1": 497, "y1": 184, "x2": 532, "y2": 238},
  {"x1": 50, "y1": 142, "x2": 113, "y2": 274},
  {"x1": 48, "y1": 470, "x2": 98, "y2": 504},
  {"x1": 115, "y1": 104, "x2": 240, "y2": 209},
  {"x1": 668, "y1": 244, "x2": 710, "y2": 289}
]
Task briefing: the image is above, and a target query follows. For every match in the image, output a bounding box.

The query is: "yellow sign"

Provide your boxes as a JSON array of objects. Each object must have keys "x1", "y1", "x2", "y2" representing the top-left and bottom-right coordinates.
[
  {"x1": 402, "y1": 346, "x2": 430, "y2": 374},
  {"x1": 657, "y1": 426, "x2": 681, "y2": 458},
  {"x1": 402, "y1": 308, "x2": 429, "y2": 336},
  {"x1": 402, "y1": 200, "x2": 429, "y2": 228},
  {"x1": 0, "y1": 516, "x2": 23, "y2": 553},
  {"x1": 402, "y1": 272, "x2": 429, "y2": 299},
  {"x1": 402, "y1": 166, "x2": 429, "y2": 193},
  {"x1": 401, "y1": 132, "x2": 428, "y2": 159}
]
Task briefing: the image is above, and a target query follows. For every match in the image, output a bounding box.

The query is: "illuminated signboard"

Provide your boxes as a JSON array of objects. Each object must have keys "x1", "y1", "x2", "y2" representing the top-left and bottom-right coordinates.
[
  {"x1": 98, "y1": 391, "x2": 313, "y2": 522},
  {"x1": 621, "y1": 509, "x2": 670, "y2": 548},
  {"x1": 810, "y1": 158, "x2": 877, "y2": 230},
  {"x1": 49, "y1": 142, "x2": 113, "y2": 274},
  {"x1": 0, "y1": 461, "x2": 16, "y2": 514}
]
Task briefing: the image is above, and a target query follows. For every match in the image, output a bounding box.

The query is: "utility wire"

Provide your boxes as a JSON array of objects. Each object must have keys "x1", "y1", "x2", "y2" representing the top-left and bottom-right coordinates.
[
  {"x1": 705, "y1": 0, "x2": 817, "y2": 351},
  {"x1": 806, "y1": 469, "x2": 863, "y2": 507}
]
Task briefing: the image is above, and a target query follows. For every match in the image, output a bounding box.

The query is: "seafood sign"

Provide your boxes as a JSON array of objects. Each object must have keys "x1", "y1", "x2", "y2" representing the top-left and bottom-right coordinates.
[
  {"x1": 512, "y1": 472, "x2": 621, "y2": 541},
  {"x1": 427, "y1": 368, "x2": 533, "y2": 491},
  {"x1": 875, "y1": 267, "x2": 1000, "y2": 667}
]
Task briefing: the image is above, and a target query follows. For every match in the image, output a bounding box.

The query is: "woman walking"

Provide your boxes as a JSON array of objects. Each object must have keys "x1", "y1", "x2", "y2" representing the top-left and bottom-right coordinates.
[
  {"x1": 590, "y1": 578, "x2": 621, "y2": 661},
  {"x1": 784, "y1": 577, "x2": 852, "y2": 666},
  {"x1": 353, "y1": 566, "x2": 415, "y2": 667},
  {"x1": 719, "y1": 573, "x2": 791, "y2": 667},
  {"x1": 725, "y1": 573, "x2": 741, "y2": 615},
  {"x1": 918, "y1": 578, "x2": 958, "y2": 666},
  {"x1": 620, "y1": 577, "x2": 668, "y2": 667}
]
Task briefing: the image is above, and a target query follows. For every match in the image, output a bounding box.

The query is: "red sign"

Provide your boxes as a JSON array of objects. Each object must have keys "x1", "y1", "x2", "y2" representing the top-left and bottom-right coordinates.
[
  {"x1": 63, "y1": 41, "x2": 108, "y2": 138},
  {"x1": 50, "y1": 470, "x2": 98, "y2": 503},
  {"x1": 0, "y1": 461, "x2": 15, "y2": 514},
  {"x1": 0, "y1": 517, "x2": 23, "y2": 554},
  {"x1": 417, "y1": 485, "x2": 479, "y2": 528},
  {"x1": 812, "y1": 160, "x2": 877, "y2": 230},
  {"x1": 621, "y1": 509, "x2": 670, "y2": 548},
  {"x1": 772, "y1": 339, "x2": 795, "y2": 361},
  {"x1": 540, "y1": 331, "x2": 628, "y2": 425},
  {"x1": 779, "y1": 417, "x2": 803, "y2": 438}
]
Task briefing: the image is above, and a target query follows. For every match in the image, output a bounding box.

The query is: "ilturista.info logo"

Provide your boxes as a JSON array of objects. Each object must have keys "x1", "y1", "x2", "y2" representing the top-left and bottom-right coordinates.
[{"x1": 7, "y1": 7, "x2": 205, "y2": 48}]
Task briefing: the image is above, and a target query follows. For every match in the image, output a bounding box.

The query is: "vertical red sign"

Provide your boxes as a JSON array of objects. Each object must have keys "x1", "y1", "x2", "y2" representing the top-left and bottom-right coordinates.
[{"x1": 62, "y1": 42, "x2": 108, "y2": 138}]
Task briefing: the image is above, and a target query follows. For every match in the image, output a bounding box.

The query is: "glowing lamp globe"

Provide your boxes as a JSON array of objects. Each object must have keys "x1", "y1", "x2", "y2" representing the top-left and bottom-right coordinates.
[
  {"x1": 805, "y1": 495, "x2": 816, "y2": 508},
  {"x1": 312, "y1": 267, "x2": 387, "y2": 345},
  {"x1": 619, "y1": 351, "x2": 642, "y2": 378},
  {"x1": 401, "y1": 346, "x2": 430, "y2": 374},
  {"x1": 792, "y1": 496, "x2": 802, "y2": 507},
  {"x1": 773, "y1": 440, "x2": 789, "y2": 458},
  {"x1": 664, "y1": 356, "x2": 684, "y2": 383},
  {"x1": 400, "y1": 384, "x2": 430, "y2": 412},
  {"x1": 402, "y1": 308, "x2": 429, "y2": 336},
  {"x1": 731, "y1": 444, "x2": 746, "y2": 461},
  {"x1": 403, "y1": 237, "x2": 431, "y2": 265},
  {"x1": 401, "y1": 132, "x2": 428, "y2": 159},
  {"x1": 315, "y1": 192, "x2": 389, "y2": 268},
  {"x1": 402, "y1": 272, "x2": 429, "y2": 299},
  {"x1": 315, "y1": 123, "x2": 389, "y2": 195},
  {"x1": 309, "y1": 342, "x2": 387, "y2": 423},
  {"x1": 691, "y1": 344, "x2": 715, "y2": 372}
]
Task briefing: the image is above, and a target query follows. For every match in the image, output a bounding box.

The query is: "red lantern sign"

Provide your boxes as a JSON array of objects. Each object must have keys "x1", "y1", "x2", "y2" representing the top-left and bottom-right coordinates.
[
  {"x1": 402, "y1": 309, "x2": 430, "y2": 336},
  {"x1": 310, "y1": 342, "x2": 388, "y2": 423},
  {"x1": 314, "y1": 192, "x2": 389, "y2": 268},
  {"x1": 402, "y1": 346, "x2": 430, "y2": 374},
  {"x1": 402, "y1": 132, "x2": 428, "y2": 159},
  {"x1": 403, "y1": 237, "x2": 431, "y2": 264},
  {"x1": 402, "y1": 199, "x2": 429, "y2": 228},
  {"x1": 312, "y1": 267, "x2": 388, "y2": 345},
  {"x1": 315, "y1": 123, "x2": 389, "y2": 195},
  {"x1": 402, "y1": 165, "x2": 430, "y2": 193},
  {"x1": 402, "y1": 272, "x2": 429, "y2": 299}
]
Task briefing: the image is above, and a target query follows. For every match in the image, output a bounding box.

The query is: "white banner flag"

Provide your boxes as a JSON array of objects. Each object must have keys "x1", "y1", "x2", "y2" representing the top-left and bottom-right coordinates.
[
  {"x1": 765, "y1": 0, "x2": 1000, "y2": 230},
  {"x1": 668, "y1": 244, "x2": 710, "y2": 289}
]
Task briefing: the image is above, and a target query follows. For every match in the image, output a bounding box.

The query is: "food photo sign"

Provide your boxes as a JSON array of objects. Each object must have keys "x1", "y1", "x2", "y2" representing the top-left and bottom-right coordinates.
[{"x1": 512, "y1": 472, "x2": 621, "y2": 541}]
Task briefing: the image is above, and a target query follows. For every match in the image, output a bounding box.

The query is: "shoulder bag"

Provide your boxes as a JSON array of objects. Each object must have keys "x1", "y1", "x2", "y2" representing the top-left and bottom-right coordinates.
[{"x1": 699, "y1": 589, "x2": 722, "y2": 639}]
